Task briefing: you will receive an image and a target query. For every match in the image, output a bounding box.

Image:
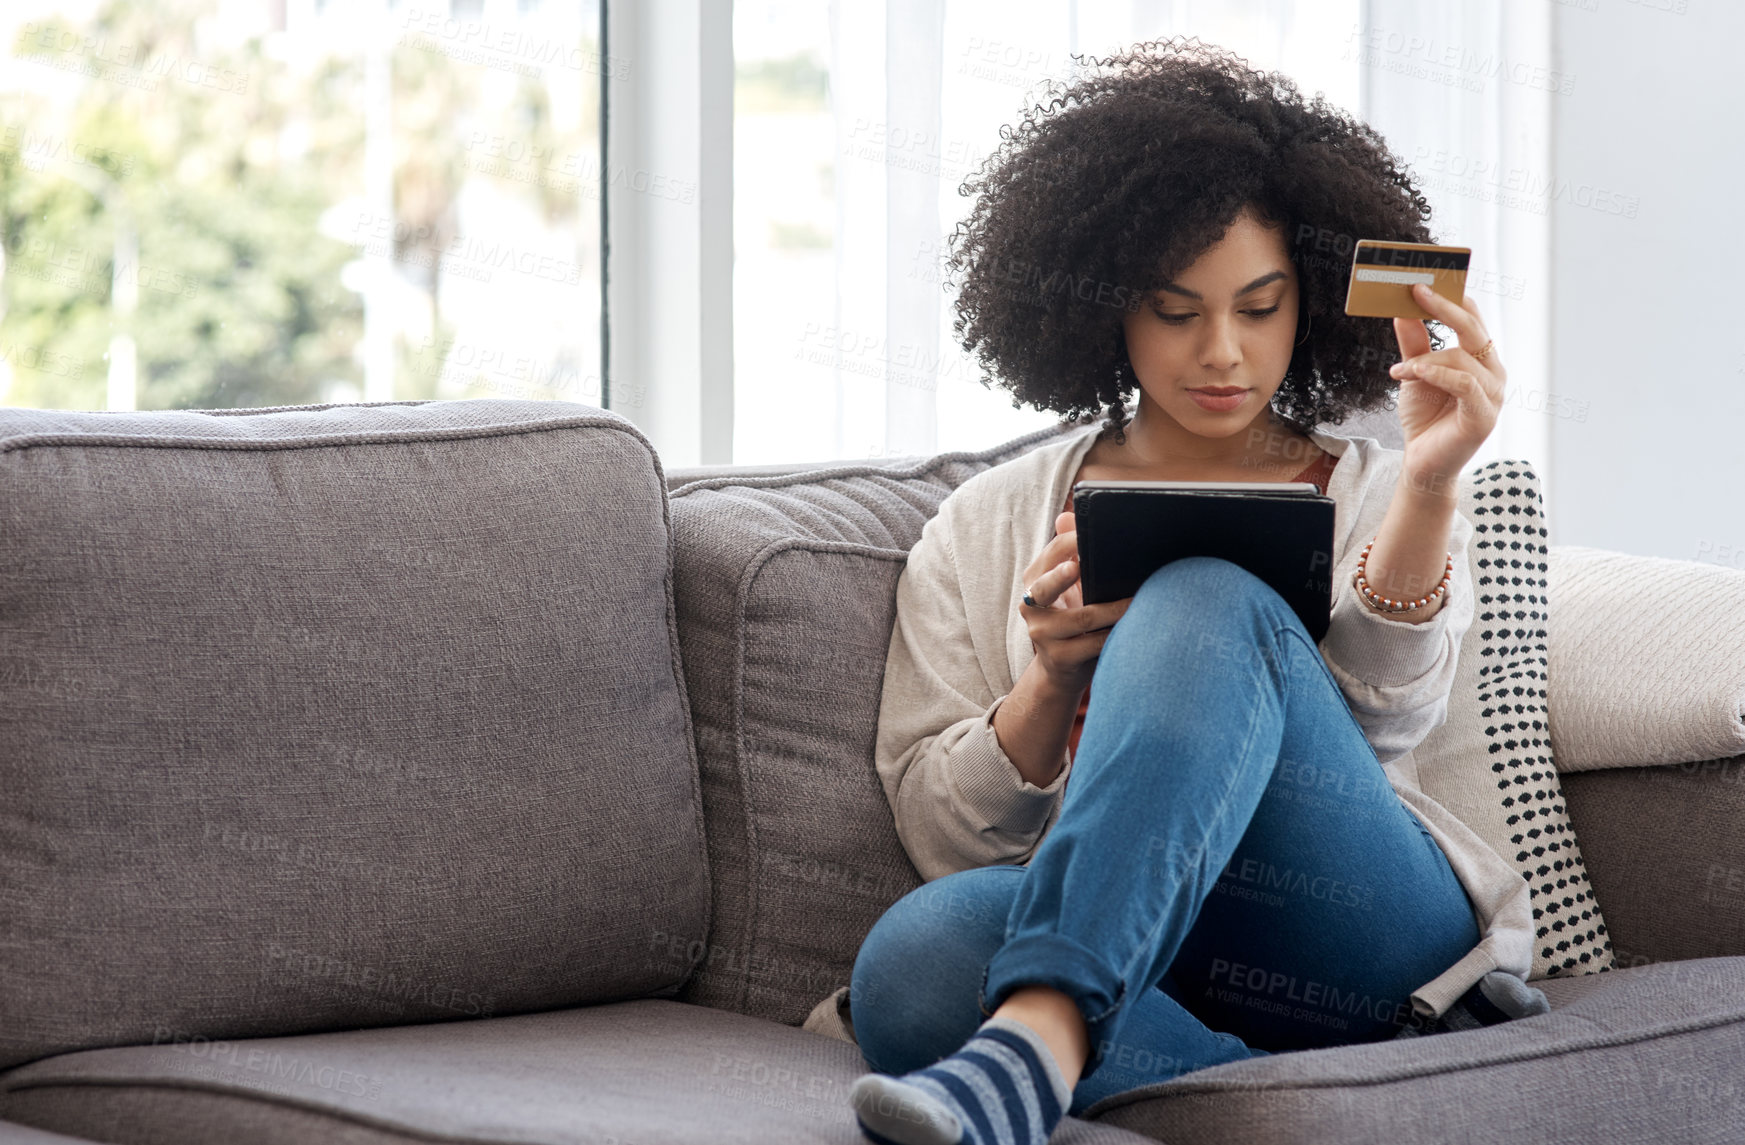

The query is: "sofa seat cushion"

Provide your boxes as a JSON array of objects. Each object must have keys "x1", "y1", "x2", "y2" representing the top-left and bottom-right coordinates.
[
  {"x1": 1075, "y1": 958, "x2": 1745, "y2": 1144},
  {"x1": 0, "y1": 1000, "x2": 1155, "y2": 1145}
]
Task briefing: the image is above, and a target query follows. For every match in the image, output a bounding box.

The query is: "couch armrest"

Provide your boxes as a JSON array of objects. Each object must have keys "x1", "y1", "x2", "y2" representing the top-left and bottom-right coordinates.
[
  {"x1": 1562, "y1": 759, "x2": 1745, "y2": 966},
  {"x1": 1549, "y1": 545, "x2": 1745, "y2": 771}
]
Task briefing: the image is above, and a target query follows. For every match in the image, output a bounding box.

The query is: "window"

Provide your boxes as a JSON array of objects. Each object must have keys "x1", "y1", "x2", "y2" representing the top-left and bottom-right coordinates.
[
  {"x1": 0, "y1": 0, "x2": 604, "y2": 412},
  {"x1": 4, "y1": 0, "x2": 1548, "y2": 488}
]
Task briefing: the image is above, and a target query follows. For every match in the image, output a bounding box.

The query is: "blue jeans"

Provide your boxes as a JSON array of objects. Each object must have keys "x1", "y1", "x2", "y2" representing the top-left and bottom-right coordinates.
[{"x1": 851, "y1": 557, "x2": 1481, "y2": 1117}]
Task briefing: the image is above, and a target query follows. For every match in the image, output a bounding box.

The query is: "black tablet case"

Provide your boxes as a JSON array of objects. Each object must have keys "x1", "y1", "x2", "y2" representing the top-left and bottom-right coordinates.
[{"x1": 1071, "y1": 485, "x2": 1337, "y2": 643}]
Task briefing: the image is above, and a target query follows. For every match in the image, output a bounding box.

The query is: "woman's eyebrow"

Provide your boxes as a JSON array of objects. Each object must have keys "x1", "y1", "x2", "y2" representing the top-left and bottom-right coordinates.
[{"x1": 1158, "y1": 270, "x2": 1290, "y2": 301}]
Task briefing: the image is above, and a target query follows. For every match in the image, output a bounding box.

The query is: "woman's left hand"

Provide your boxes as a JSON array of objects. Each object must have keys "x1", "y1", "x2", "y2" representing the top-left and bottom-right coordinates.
[{"x1": 1389, "y1": 282, "x2": 1507, "y2": 500}]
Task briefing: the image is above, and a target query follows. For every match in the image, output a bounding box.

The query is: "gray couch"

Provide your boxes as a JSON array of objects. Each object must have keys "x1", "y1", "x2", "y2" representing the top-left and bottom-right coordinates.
[{"x1": 0, "y1": 398, "x2": 1740, "y2": 1145}]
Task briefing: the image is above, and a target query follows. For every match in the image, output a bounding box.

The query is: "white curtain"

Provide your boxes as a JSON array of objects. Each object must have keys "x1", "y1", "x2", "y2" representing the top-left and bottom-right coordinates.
[
  {"x1": 826, "y1": 0, "x2": 892, "y2": 458},
  {"x1": 1356, "y1": 0, "x2": 1554, "y2": 485}
]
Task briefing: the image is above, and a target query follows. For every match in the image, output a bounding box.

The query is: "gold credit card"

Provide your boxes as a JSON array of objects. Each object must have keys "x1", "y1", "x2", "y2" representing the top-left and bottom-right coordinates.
[{"x1": 1343, "y1": 240, "x2": 1470, "y2": 319}]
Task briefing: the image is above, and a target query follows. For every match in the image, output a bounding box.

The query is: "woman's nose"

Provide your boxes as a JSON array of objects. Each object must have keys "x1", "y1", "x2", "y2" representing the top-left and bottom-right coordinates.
[{"x1": 1200, "y1": 314, "x2": 1242, "y2": 369}]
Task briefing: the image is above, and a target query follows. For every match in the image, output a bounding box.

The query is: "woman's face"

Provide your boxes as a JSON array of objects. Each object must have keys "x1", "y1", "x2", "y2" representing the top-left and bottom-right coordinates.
[{"x1": 1120, "y1": 208, "x2": 1302, "y2": 439}]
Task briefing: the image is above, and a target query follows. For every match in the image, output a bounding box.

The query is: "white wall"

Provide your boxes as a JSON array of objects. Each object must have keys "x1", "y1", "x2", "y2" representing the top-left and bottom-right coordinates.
[{"x1": 1550, "y1": 0, "x2": 1745, "y2": 565}]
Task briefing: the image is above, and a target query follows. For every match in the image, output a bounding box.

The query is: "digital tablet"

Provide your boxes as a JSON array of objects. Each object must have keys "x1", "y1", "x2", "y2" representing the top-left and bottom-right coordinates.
[{"x1": 1070, "y1": 480, "x2": 1338, "y2": 642}]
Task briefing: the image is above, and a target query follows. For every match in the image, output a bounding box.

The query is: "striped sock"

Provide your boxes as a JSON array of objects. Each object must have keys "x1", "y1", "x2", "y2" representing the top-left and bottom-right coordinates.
[{"x1": 848, "y1": 1016, "x2": 1074, "y2": 1145}]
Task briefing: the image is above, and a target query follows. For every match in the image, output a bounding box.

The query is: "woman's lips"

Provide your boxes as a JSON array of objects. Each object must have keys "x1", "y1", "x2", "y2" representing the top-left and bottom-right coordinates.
[{"x1": 1187, "y1": 388, "x2": 1249, "y2": 412}]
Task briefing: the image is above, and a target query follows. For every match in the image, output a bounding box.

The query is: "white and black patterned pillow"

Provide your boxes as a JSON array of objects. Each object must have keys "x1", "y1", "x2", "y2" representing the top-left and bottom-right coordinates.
[{"x1": 1414, "y1": 460, "x2": 1614, "y2": 979}]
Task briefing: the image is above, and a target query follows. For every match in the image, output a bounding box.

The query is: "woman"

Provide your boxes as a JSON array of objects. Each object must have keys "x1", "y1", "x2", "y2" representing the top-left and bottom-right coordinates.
[{"x1": 844, "y1": 38, "x2": 1534, "y2": 1145}]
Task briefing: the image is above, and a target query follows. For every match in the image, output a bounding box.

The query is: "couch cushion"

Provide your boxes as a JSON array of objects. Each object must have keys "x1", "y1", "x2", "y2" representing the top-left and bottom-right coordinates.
[
  {"x1": 661, "y1": 419, "x2": 1088, "y2": 1023},
  {"x1": 1563, "y1": 757, "x2": 1745, "y2": 968},
  {"x1": 1410, "y1": 461, "x2": 1613, "y2": 978},
  {"x1": 1547, "y1": 547, "x2": 1745, "y2": 769},
  {"x1": 0, "y1": 1000, "x2": 1155, "y2": 1145},
  {"x1": 1077, "y1": 957, "x2": 1745, "y2": 1143},
  {"x1": 0, "y1": 399, "x2": 709, "y2": 1070}
]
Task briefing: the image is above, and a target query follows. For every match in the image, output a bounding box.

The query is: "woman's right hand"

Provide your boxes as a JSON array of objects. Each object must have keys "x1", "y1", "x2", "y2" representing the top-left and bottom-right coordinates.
[{"x1": 1019, "y1": 508, "x2": 1134, "y2": 694}]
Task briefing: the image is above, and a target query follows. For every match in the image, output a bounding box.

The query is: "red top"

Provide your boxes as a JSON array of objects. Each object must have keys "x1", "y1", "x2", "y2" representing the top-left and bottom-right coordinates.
[{"x1": 1061, "y1": 447, "x2": 1339, "y2": 763}]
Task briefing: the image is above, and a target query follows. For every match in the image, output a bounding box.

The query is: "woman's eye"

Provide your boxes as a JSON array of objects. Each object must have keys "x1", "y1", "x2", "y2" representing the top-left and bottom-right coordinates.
[{"x1": 1151, "y1": 305, "x2": 1281, "y2": 324}]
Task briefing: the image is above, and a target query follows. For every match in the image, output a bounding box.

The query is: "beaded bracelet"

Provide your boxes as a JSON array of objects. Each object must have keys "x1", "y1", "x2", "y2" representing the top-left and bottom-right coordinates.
[{"x1": 1353, "y1": 538, "x2": 1454, "y2": 614}]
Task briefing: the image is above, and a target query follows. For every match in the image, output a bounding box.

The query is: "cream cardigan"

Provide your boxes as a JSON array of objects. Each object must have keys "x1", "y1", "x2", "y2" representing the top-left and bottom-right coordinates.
[{"x1": 869, "y1": 422, "x2": 1535, "y2": 1021}]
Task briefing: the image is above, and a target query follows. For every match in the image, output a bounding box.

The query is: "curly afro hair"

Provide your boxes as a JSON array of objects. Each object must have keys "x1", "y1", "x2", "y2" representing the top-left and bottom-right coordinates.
[{"x1": 943, "y1": 36, "x2": 1447, "y2": 443}]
